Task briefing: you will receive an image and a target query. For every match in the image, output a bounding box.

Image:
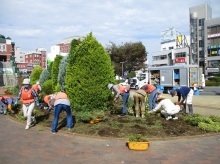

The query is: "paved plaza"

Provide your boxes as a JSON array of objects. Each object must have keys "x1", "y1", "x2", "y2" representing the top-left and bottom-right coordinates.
[{"x1": 0, "y1": 87, "x2": 220, "y2": 163}]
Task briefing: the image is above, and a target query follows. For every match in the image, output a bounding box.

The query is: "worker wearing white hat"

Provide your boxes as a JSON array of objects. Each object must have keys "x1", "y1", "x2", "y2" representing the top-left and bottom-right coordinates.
[{"x1": 14, "y1": 78, "x2": 40, "y2": 130}]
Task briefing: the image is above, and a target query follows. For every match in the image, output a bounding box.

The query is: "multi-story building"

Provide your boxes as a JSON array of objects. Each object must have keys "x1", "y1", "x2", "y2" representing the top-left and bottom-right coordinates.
[
  {"x1": 0, "y1": 34, "x2": 14, "y2": 61},
  {"x1": 47, "y1": 36, "x2": 83, "y2": 61},
  {"x1": 152, "y1": 28, "x2": 190, "y2": 67},
  {"x1": 16, "y1": 48, "x2": 47, "y2": 73},
  {"x1": 205, "y1": 17, "x2": 220, "y2": 77},
  {"x1": 189, "y1": 4, "x2": 212, "y2": 71},
  {"x1": 151, "y1": 4, "x2": 220, "y2": 78},
  {"x1": 15, "y1": 47, "x2": 25, "y2": 63}
]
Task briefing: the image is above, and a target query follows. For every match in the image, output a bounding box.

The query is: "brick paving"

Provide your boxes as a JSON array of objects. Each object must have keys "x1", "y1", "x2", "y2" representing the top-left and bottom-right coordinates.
[
  {"x1": 0, "y1": 87, "x2": 220, "y2": 163},
  {"x1": 0, "y1": 114, "x2": 220, "y2": 163}
]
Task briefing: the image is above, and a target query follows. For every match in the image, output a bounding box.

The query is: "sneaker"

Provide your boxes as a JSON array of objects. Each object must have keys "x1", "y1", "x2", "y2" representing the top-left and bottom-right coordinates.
[
  {"x1": 118, "y1": 114, "x2": 126, "y2": 117},
  {"x1": 25, "y1": 125, "x2": 30, "y2": 130},
  {"x1": 166, "y1": 116, "x2": 172, "y2": 120},
  {"x1": 173, "y1": 117, "x2": 178, "y2": 120},
  {"x1": 136, "y1": 115, "x2": 140, "y2": 118},
  {"x1": 141, "y1": 115, "x2": 145, "y2": 119},
  {"x1": 67, "y1": 128, "x2": 72, "y2": 131},
  {"x1": 31, "y1": 116, "x2": 36, "y2": 125},
  {"x1": 51, "y1": 131, "x2": 56, "y2": 134}
]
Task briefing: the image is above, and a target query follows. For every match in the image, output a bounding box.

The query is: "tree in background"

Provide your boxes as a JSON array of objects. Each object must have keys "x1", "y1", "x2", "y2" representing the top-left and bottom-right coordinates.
[
  {"x1": 51, "y1": 55, "x2": 63, "y2": 92},
  {"x1": 39, "y1": 69, "x2": 50, "y2": 85},
  {"x1": 127, "y1": 71, "x2": 136, "y2": 78},
  {"x1": 58, "y1": 56, "x2": 68, "y2": 91},
  {"x1": 106, "y1": 42, "x2": 147, "y2": 76},
  {"x1": 30, "y1": 66, "x2": 43, "y2": 85},
  {"x1": 65, "y1": 33, "x2": 115, "y2": 112}
]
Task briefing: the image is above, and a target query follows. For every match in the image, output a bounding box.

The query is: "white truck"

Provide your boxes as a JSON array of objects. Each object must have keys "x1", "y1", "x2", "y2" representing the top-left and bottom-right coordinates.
[
  {"x1": 120, "y1": 72, "x2": 149, "y2": 90},
  {"x1": 148, "y1": 65, "x2": 205, "y2": 93}
]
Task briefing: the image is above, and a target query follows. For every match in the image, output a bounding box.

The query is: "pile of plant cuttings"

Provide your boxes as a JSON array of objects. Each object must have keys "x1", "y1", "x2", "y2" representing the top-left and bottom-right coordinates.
[{"x1": 10, "y1": 105, "x2": 220, "y2": 139}]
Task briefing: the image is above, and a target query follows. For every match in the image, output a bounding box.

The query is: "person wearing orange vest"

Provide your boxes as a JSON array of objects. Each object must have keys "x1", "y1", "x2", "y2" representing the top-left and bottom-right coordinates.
[
  {"x1": 140, "y1": 84, "x2": 158, "y2": 111},
  {"x1": 14, "y1": 78, "x2": 40, "y2": 130},
  {"x1": 108, "y1": 83, "x2": 130, "y2": 116},
  {"x1": 42, "y1": 94, "x2": 53, "y2": 111},
  {"x1": 50, "y1": 91, "x2": 73, "y2": 134},
  {"x1": 32, "y1": 81, "x2": 41, "y2": 93}
]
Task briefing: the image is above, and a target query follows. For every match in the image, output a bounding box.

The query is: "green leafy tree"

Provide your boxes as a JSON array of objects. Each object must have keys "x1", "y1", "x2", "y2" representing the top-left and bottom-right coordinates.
[
  {"x1": 106, "y1": 42, "x2": 147, "y2": 76},
  {"x1": 58, "y1": 56, "x2": 68, "y2": 91},
  {"x1": 39, "y1": 69, "x2": 50, "y2": 85},
  {"x1": 51, "y1": 55, "x2": 63, "y2": 92},
  {"x1": 65, "y1": 33, "x2": 115, "y2": 112},
  {"x1": 30, "y1": 66, "x2": 43, "y2": 85},
  {"x1": 127, "y1": 71, "x2": 136, "y2": 78}
]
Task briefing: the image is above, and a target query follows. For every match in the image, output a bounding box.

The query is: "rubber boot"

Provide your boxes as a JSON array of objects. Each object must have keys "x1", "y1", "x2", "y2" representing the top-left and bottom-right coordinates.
[
  {"x1": 179, "y1": 104, "x2": 186, "y2": 114},
  {"x1": 188, "y1": 104, "x2": 193, "y2": 115}
]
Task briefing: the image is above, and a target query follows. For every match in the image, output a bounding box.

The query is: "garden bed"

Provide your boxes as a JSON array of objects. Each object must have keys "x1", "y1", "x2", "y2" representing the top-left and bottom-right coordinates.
[{"x1": 9, "y1": 105, "x2": 220, "y2": 139}]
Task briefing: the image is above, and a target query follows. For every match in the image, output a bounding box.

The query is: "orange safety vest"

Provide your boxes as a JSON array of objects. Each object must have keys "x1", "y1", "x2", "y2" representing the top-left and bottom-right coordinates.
[
  {"x1": 141, "y1": 84, "x2": 156, "y2": 93},
  {"x1": 118, "y1": 84, "x2": 130, "y2": 94},
  {"x1": 20, "y1": 87, "x2": 35, "y2": 104},
  {"x1": 55, "y1": 92, "x2": 68, "y2": 100},
  {"x1": 44, "y1": 95, "x2": 52, "y2": 104},
  {"x1": 32, "y1": 84, "x2": 40, "y2": 92}
]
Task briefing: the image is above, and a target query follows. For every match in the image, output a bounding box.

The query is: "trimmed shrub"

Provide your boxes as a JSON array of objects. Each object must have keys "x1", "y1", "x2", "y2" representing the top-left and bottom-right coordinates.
[
  {"x1": 51, "y1": 55, "x2": 63, "y2": 92},
  {"x1": 41, "y1": 79, "x2": 53, "y2": 95},
  {"x1": 65, "y1": 33, "x2": 115, "y2": 112},
  {"x1": 39, "y1": 69, "x2": 51, "y2": 85},
  {"x1": 58, "y1": 56, "x2": 68, "y2": 91},
  {"x1": 30, "y1": 66, "x2": 43, "y2": 85}
]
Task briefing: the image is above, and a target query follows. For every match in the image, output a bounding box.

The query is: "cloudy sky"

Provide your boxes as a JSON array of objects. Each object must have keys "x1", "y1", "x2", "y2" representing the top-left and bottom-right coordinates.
[{"x1": 1, "y1": 0, "x2": 220, "y2": 59}]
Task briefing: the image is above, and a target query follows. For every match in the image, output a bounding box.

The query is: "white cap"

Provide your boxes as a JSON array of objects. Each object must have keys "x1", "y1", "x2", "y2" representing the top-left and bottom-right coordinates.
[
  {"x1": 36, "y1": 81, "x2": 40, "y2": 84},
  {"x1": 107, "y1": 84, "x2": 113, "y2": 90},
  {"x1": 22, "y1": 78, "x2": 30, "y2": 85}
]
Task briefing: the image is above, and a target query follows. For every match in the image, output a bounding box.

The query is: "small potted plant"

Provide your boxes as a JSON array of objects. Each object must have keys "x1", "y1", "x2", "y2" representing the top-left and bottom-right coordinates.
[{"x1": 127, "y1": 134, "x2": 150, "y2": 151}]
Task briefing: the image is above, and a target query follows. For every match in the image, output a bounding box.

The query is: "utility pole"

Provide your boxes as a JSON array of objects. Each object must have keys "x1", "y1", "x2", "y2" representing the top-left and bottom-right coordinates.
[{"x1": 120, "y1": 61, "x2": 125, "y2": 79}]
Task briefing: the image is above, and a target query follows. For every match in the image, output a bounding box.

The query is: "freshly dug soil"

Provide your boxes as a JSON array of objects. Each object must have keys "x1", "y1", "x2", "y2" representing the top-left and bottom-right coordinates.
[{"x1": 10, "y1": 106, "x2": 208, "y2": 139}]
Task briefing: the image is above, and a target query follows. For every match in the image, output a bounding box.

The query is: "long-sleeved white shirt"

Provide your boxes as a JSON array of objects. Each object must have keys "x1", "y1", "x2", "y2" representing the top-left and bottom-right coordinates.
[{"x1": 152, "y1": 99, "x2": 180, "y2": 114}]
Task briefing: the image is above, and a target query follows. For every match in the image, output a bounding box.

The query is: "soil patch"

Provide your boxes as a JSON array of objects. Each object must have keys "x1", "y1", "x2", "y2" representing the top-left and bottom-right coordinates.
[{"x1": 9, "y1": 106, "x2": 211, "y2": 139}]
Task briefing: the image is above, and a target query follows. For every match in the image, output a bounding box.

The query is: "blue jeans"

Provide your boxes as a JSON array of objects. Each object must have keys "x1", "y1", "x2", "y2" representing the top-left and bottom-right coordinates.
[
  {"x1": 148, "y1": 89, "x2": 158, "y2": 110},
  {"x1": 0, "y1": 101, "x2": 7, "y2": 114},
  {"x1": 121, "y1": 92, "x2": 130, "y2": 114},
  {"x1": 51, "y1": 104, "x2": 73, "y2": 133}
]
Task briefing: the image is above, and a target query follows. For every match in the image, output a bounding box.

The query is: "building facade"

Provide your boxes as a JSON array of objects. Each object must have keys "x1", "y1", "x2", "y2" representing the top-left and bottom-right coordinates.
[
  {"x1": 152, "y1": 27, "x2": 190, "y2": 67},
  {"x1": 189, "y1": 4, "x2": 212, "y2": 70},
  {"x1": 0, "y1": 34, "x2": 14, "y2": 62},
  {"x1": 47, "y1": 36, "x2": 83, "y2": 61},
  {"x1": 151, "y1": 4, "x2": 220, "y2": 77},
  {"x1": 205, "y1": 17, "x2": 220, "y2": 76},
  {"x1": 16, "y1": 48, "x2": 47, "y2": 73}
]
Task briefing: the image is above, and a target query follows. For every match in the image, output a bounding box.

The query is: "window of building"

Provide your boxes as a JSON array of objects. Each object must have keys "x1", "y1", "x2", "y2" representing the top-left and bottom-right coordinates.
[
  {"x1": 169, "y1": 47, "x2": 173, "y2": 50},
  {"x1": 199, "y1": 51, "x2": 204, "y2": 58},
  {"x1": 160, "y1": 55, "x2": 167, "y2": 60},
  {"x1": 210, "y1": 26, "x2": 217, "y2": 34},
  {"x1": 199, "y1": 40, "x2": 204, "y2": 47},
  {"x1": 199, "y1": 19, "x2": 204, "y2": 27},
  {"x1": 175, "y1": 52, "x2": 186, "y2": 58}
]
